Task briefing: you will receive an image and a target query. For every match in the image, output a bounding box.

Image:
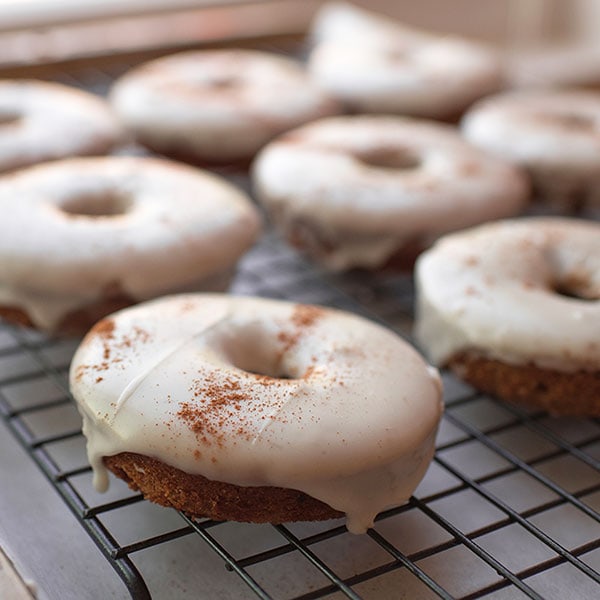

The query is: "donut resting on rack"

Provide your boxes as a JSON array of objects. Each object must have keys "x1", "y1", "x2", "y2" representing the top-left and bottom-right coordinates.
[
  {"x1": 110, "y1": 49, "x2": 340, "y2": 165},
  {"x1": 252, "y1": 115, "x2": 529, "y2": 271},
  {"x1": 308, "y1": 2, "x2": 504, "y2": 120},
  {"x1": 70, "y1": 294, "x2": 443, "y2": 534},
  {"x1": 461, "y1": 90, "x2": 600, "y2": 211},
  {"x1": 415, "y1": 217, "x2": 600, "y2": 416},
  {"x1": 0, "y1": 157, "x2": 261, "y2": 335}
]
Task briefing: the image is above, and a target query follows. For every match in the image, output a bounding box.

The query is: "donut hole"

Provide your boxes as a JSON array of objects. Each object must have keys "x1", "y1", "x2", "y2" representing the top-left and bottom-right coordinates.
[
  {"x1": 0, "y1": 109, "x2": 21, "y2": 127},
  {"x1": 181, "y1": 75, "x2": 237, "y2": 91},
  {"x1": 553, "y1": 273, "x2": 597, "y2": 301},
  {"x1": 354, "y1": 147, "x2": 421, "y2": 171},
  {"x1": 547, "y1": 112, "x2": 596, "y2": 131},
  {"x1": 217, "y1": 324, "x2": 303, "y2": 381},
  {"x1": 242, "y1": 365, "x2": 292, "y2": 380},
  {"x1": 230, "y1": 350, "x2": 292, "y2": 380},
  {"x1": 60, "y1": 190, "x2": 133, "y2": 218},
  {"x1": 206, "y1": 76, "x2": 237, "y2": 89}
]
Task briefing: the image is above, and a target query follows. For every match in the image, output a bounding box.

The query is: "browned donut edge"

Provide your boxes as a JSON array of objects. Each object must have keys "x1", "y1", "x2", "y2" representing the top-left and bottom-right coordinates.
[
  {"x1": 448, "y1": 351, "x2": 600, "y2": 416},
  {"x1": 0, "y1": 295, "x2": 134, "y2": 337},
  {"x1": 136, "y1": 136, "x2": 255, "y2": 171},
  {"x1": 277, "y1": 216, "x2": 426, "y2": 273},
  {"x1": 104, "y1": 452, "x2": 344, "y2": 524}
]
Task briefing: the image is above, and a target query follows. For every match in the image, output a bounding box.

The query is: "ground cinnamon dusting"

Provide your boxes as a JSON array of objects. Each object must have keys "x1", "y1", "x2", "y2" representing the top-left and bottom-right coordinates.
[
  {"x1": 178, "y1": 373, "x2": 268, "y2": 447},
  {"x1": 177, "y1": 304, "x2": 325, "y2": 448},
  {"x1": 278, "y1": 304, "x2": 324, "y2": 356},
  {"x1": 87, "y1": 318, "x2": 115, "y2": 361},
  {"x1": 291, "y1": 304, "x2": 324, "y2": 328},
  {"x1": 76, "y1": 322, "x2": 151, "y2": 381},
  {"x1": 91, "y1": 318, "x2": 115, "y2": 340},
  {"x1": 250, "y1": 374, "x2": 284, "y2": 386},
  {"x1": 303, "y1": 365, "x2": 316, "y2": 379},
  {"x1": 464, "y1": 256, "x2": 479, "y2": 267}
]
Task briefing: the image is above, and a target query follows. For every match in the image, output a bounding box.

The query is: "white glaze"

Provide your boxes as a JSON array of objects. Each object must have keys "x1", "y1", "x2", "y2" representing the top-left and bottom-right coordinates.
[
  {"x1": 308, "y1": 2, "x2": 503, "y2": 118},
  {"x1": 461, "y1": 90, "x2": 600, "y2": 201},
  {"x1": 70, "y1": 294, "x2": 443, "y2": 534},
  {"x1": 110, "y1": 49, "x2": 340, "y2": 162},
  {"x1": 0, "y1": 157, "x2": 261, "y2": 331},
  {"x1": 415, "y1": 218, "x2": 600, "y2": 372},
  {"x1": 252, "y1": 115, "x2": 529, "y2": 270},
  {"x1": 0, "y1": 79, "x2": 123, "y2": 173}
]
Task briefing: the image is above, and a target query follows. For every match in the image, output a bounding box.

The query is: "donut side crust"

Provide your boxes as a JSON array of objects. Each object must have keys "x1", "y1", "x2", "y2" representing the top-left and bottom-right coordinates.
[
  {"x1": 449, "y1": 351, "x2": 600, "y2": 416},
  {"x1": 104, "y1": 452, "x2": 344, "y2": 524},
  {"x1": 0, "y1": 296, "x2": 134, "y2": 336},
  {"x1": 0, "y1": 306, "x2": 34, "y2": 329},
  {"x1": 0, "y1": 267, "x2": 233, "y2": 336},
  {"x1": 279, "y1": 215, "x2": 426, "y2": 272},
  {"x1": 135, "y1": 136, "x2": 255, "y2": 170}
]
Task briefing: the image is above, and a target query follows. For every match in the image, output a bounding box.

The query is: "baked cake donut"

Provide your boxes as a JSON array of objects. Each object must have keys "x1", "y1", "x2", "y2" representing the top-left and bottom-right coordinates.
[
  {"x1": 461, "y1": 90, "x2": 600, "y2": 210},
  {"x1": 415, "y1": 218, "x2": 600, "y2": 416},
  {"x1": 70, "y1": 294, "x2": 443, "y2": 534},
  {"x1": 109, "y1": 49, "x2": 340, "y2": 165},
  {"x1": 252, "y1": 115, "x2": 529, "y2": 270},
  {"x1": 308, "y1": 2, "x2": 504, "y2": 120},
  {"x1": 0, "y1": 80, "x2": 122, "y2": 173},
  {"x1": 0, "y1": 157, "x2": 260, "y2": 335}
]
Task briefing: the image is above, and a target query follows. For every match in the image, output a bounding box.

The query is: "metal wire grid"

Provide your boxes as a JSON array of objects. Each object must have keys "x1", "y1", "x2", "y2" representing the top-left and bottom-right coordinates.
[{"x1": 1, "y1": 230, "x2": 600, "y2": 600}]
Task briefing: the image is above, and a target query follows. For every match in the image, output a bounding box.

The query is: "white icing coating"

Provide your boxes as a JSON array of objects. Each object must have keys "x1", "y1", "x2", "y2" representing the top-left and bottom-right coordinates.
[
  {"x1": 415, "y1": 218, "x2": 600, "y2": 372},
  {"x1": 0, "y1": 79, "x2": 123, "y2": 173},
  {"x1": 461, "y1": 91, "x2": 600, "y2": 200},
  {"x1": 110, "y1": 49, "x2": 340, "y2": 162},
  {"x1": 69, "y1": 294, "x2": 443, "y2": 534},
  {"x1": 308, "y1": 2, "x2": 504, "y2": 118},
  {"x1": 0, "y1": 157, "x2": 261, "y2": 331},
  {"x1": 311, "y1": 1, "x2": 424, "y2": 47},
  {"x1": 252, "y1": 115, "x2": 529, "y2": 270}
]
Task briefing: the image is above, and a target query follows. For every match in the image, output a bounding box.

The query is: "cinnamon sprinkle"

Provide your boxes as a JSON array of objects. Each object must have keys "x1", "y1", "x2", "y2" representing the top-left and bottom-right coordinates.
[
  {"x1": 278, "y1": 304, "x2": 324, "y2": 357},
  {"x1": 303, "y1": 365, "x2": 316, "y2": 379},
  {"x1": 178, "y1": 373, "x2": 258, "y2": 447},
  {"x1": 87, "y1": 318, "x2": 116, "y2": 361},
  {"x1": 91, "y1": 318, "x2": 115, "y2": 340},
  {"x1": 76, "y1": 322, "x2": 151, "y2": 381},
  {"x1": 291, "y1": 304, "x2": 324, "y2": 328}
]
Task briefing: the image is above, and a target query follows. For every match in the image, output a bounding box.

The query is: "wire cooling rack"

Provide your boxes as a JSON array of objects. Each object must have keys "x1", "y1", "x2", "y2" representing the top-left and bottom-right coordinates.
[
  {"x1": 1, "y1": 48, "x2": 600, "y2": 600},
  {"x1": 1, "y1": 229, "x2": 600, "y2": 599}
]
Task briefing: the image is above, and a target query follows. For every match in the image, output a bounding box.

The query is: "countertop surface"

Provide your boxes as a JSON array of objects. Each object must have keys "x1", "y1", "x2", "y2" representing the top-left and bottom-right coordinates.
[{"x1": 0, "y1": 417, "x2": 128, "y2": 600}]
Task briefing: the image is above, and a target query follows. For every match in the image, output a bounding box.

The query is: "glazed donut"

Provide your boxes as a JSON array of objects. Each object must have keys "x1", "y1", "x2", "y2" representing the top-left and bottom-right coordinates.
[
  {"x1": 252, "y1": 115, "x2": 529, "y2": 271},
  {"x1": 0, "y1": 157, "x2": 260, "y2": 334},
  {"x1": 70, "y1": 294, "x2": 443, "y2": 534},
  {"x1": 415, "y1": 217, "x2": 600, "y2": 416},
  {"x1": 110, "y1": 49, "x2": 340, "y2": 165},
  {"x1": 0, "y1": 80, "x2": 122, "y2": 173},
  {"x1": 461, "y1": 90, "x2": 600, "y2": 209},
  {"x1": 308, "y1": 2, "x2": 504, "y2": 119}
]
